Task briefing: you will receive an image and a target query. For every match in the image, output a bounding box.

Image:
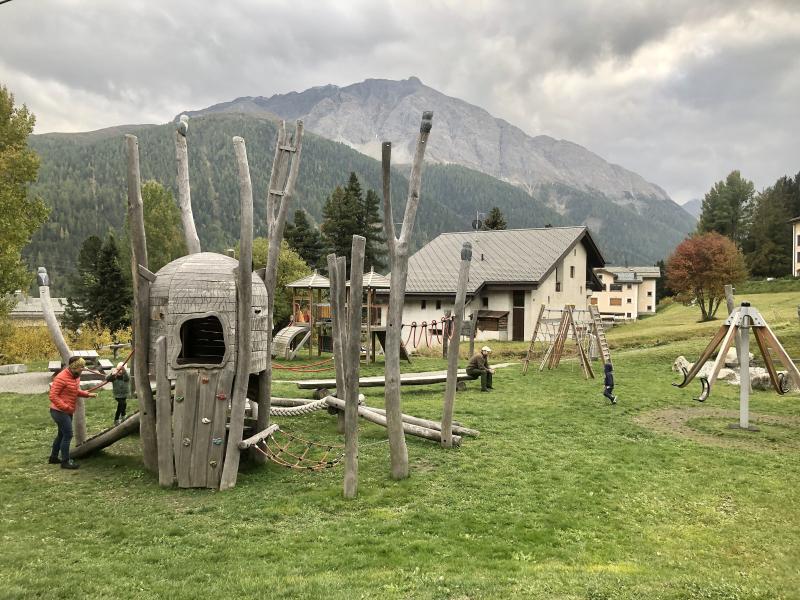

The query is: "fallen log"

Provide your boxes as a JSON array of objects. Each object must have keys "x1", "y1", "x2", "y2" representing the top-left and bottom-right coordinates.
[
  {"x1": 324, "y1": 396, "x2": 461, "y2": 447},
  {"x1": 363, "y1": 405, "x2": 479, "y2": 438},
  {"x1": 70, "y1": 412, "x2": 141, "y2": 459}
]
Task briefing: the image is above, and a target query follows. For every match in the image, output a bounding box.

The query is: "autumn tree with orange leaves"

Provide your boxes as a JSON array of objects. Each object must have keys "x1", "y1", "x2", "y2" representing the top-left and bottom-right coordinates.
[{"x1": 666, "y1": 232, "x2": 748, "y2": 321}]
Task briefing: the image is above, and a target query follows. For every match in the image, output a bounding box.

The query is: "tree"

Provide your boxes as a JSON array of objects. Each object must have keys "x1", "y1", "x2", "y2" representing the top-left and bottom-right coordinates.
[
  {"x1": 63, "y1": 233, "x2": 131, "y2": 334},
  {"x1": 743, "y1": 173, "x2": 800, "y2": 277},
  {"x1": 484, "y1": 206, "x2": 507, "y2": 230},
  {"x1": 141, "y1": 180, "x2": 188, "y2": 272},
  {"x1": 249, "y1": 238, "x2": 311, "y2": 329},
  {"x1": 0, "y1": 86, "x2": 49, "y2": 316},
  {"x1": 654, "y1": 259, "x2": 675, "y2": 300},
  {"x1": 362, "y1": 189, "x2": 387, "y2": 270},
  {"x1": 666, "y1": 233, "x2": 748, "y2": 321},
  {"x1": 697, "y1": 171, "x2": 754, "y2": 246},
  {"x1": 284, "y1": 209, "x2": 325, "y2": 269}
]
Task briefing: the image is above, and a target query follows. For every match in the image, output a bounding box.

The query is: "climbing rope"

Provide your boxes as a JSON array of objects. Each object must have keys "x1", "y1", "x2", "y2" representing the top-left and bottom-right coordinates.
[
  {"x1": 251, "y1": 428, "x2": 344, "y2": 471},
  {"x1": 269, "y1": 400, "x2": 329, "y2": 417}
]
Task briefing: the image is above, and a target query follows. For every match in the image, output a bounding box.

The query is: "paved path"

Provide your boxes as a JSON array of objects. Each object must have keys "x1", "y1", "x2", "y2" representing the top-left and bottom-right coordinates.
[{"x1": 0, "y1": 371, "x2": 52, "y2": 394}]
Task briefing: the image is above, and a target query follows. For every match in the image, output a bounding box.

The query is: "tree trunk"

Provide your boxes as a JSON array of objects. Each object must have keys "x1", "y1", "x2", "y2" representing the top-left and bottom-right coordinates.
[
  {"x1": 344, "y1": 236, "x2": 365, "y2": 498},
  {"x1": 174, "y1": 122, "x2": 202, "y2": 254}
]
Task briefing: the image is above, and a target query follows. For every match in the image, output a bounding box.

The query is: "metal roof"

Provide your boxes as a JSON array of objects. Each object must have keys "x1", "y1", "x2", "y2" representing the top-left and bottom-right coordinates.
[
  {"x1": 402, "y1": 226, "x2": 604, "y2": 294},
  {"x1": 347, "y1": 267, "x2": 390, "y2": 289},
  {"x1": 602, "y1": 265, "x2": 661, "y2": 279},
  {"x1": 10, "y1": 296, "x2": 68, "y2": 318},
  {"x1": 286, "y1": 271, "x2": 331, "y2": 289}
]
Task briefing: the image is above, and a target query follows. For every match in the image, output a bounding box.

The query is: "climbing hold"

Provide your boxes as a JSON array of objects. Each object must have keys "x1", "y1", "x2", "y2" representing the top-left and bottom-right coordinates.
[
  {"x1": 209, "y1": 460, "x2": 218, "y2": 468},
  {"x1": 183, "y1": 437, "x2": 191, "y2": 446},
  {"x1": 212, "y1": 437, "x2": 223, "y2": 445},
  {"x1": 201, "y1": 376, "x2": 209, "y2": 384},
  {"x1": 175, "y1": 396, "x2": 184, "y2": 403},
  {"x1": 216, "y1": 392, "x2": 227, "y2": 401},
  {"x1": 201, "y1": 417, "x2": 211, "y2": 424}
]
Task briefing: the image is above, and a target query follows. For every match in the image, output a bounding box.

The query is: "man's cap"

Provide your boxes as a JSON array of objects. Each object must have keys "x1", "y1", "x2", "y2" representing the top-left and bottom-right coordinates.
[
  {"x1": 481, "y1": 346, "x2": 492, "y2": 353},
  {"x1": 116, "y1": 362, "x2": 125, "y2": 370}
]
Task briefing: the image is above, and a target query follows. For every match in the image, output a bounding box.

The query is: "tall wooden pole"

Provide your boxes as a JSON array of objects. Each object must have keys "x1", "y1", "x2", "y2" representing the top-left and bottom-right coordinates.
[
  {"x1": 221, "y1": 136, "x2": 254, "y2": 491},
  {"x1": 155, "y1": 336, "x2": 175, "y2": 487},
  {"x1": 344, "y1": 236, "x2": 365, "y2": 498},
  {"x1": 441, "y1": 242, "x2": 472, "y2": 448},
  {"x1": 381, "y1": 112, "x2": 433, "y2": 480},
  {"x1": 174, "y1": 115, "x2": 202, "y2": 254},
  {"x1": 125, "y1": 134, "x2": 158, "y2": 472},
  {"x1": 256, "y1": 121, "x2": 304, "y2": 465},
  {"x1": 327, "y1": 253, "x2": 347, "y2": 408}
]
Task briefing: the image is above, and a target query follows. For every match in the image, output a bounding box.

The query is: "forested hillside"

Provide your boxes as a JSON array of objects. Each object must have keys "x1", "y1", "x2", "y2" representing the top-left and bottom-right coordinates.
[{"x1": 26, "y1": 113, "x2": 689, "y2": 293}]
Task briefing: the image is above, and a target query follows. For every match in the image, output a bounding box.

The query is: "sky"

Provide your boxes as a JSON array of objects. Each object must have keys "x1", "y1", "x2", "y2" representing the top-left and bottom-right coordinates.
[{"x1": 1, "y1": 0, "x2": 798, "y2": 204}]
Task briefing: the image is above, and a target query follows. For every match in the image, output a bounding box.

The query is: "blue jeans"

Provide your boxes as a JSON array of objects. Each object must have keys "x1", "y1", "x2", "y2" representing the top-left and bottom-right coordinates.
[{"x1": 50, "y1": 408, "x2": 73, "y2": 462}]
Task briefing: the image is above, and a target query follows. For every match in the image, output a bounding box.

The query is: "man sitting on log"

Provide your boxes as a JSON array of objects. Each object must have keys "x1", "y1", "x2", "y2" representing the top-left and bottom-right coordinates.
[{"x1": 467, "y1": 346, "x2": 495, "y2": 392}]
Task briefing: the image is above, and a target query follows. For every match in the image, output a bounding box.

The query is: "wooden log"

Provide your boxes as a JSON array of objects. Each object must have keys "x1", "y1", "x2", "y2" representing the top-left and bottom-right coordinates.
[
  {"x1": 441, "y1": 310, "x2": 451, "y2": 359},
  {"x1": 174, "y1": 117, "x2": 202, "y2": 254},
  {"x1": 271, "y1": 397, "x2": 317, "y2": 407},
  {"x1": 238, "y1": 423, "x2": 279, "y2": 450},
  {"x1": 381, "y1": 113, "x2": 434, "y2": 480},
  {"x1": 442, "y1": 241, "x2": 472, "y2": 448},
  {"x1": 344, "y1": 236, "x2": 365, "y2": 498},
  {"x1": 250, "y1": 369, "x2": 270, "y2": 463},
  {"x1": 154, "y1": 336, "x2": 175, "y2": 487},
  {"x1": 70, "y1": 413, "x2": 141, "y2": 459},
  {"x1": 297, "y1": 370, "x2": 473, "y2": 389},
  {"x1": 221, "y1": 136, "x2": 255, "y2": 491},
  {"x1": 125, "y1": 134, "x2": 158, "y2": 472},
  {"x1": 365, "y1": 406, "x2": 479, "y2": 438},
  {"x1": 327, "y1": 254, "x2": 347, "y2": 435},
  {"x1": 258, "y1": 120, "x2": 305, "y2": 465},
  {"x1": 325, "y1": 396, "x2": 460, "y2": 447}
]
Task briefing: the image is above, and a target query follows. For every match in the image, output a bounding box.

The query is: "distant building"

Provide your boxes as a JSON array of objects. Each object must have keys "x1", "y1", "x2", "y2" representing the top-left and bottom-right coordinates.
[
  {"x1": 8, "y1": 292, "x2": 68, "y2": 326},
  {"x1": 591, "y1": 266, "x2": 660, "y2": 320},
  {"x1": 791, "y1": 216, "x2": 800, "y2": 277},
  {"x1": 377, "y1": 226, "x2": 605, "y2": 348}
]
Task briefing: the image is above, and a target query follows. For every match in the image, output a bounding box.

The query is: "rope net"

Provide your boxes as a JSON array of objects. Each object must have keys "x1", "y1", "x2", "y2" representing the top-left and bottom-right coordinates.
[{"x1": 252, "y1": 428, "x2": 344, "y2": 471}]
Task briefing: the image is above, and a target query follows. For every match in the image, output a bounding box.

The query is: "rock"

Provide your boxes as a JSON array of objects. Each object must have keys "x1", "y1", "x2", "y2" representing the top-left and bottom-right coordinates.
[
  {"x1": 751, "y1": 370, "x2": 773, "y2": 391},
  {"x1": 723, "y1": 348, "x2": 754, "y2": 368},
  {"x1": 672, "y1": 356, "x2": 691, "y2": 373},
  {"x1": 0, "y1": 364, "x2": 27, "y2": 375}
]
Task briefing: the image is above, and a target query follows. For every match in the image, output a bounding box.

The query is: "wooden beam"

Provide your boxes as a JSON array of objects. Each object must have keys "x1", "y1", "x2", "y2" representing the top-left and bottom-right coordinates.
[
  {"x1": 174, "y1": 117, "x2": 202, "y2": 254},
  {"x1": 238, "y1": 424, "x2": 279, "y2": 450},
  {"x1": 155, "y1": 336, "x2": 175, "y2": 488},
  {"x1": 365, "y1": 406, "x2": 479, "y2": 438}
]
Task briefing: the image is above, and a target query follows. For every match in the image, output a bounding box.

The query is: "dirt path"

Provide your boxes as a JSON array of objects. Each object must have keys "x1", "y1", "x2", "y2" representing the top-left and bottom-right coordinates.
[
  {"x1": 634, "y1": 407, "x2": 800, "y2": 452},
  {"x1": 0, "y1": 371, "x2": 53, "y2": 395}
]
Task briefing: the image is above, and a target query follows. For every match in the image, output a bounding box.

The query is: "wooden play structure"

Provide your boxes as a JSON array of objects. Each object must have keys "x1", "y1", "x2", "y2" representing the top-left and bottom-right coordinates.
[
  {"x1": 673, "y1": 301, "x2": 800, "y2": 429},
  {"x1": 522, "y1": 304, "x2": 611, "y2": 378},
  {"x1": 275, "y1": 271, "x2": 331, "y2": 359}
]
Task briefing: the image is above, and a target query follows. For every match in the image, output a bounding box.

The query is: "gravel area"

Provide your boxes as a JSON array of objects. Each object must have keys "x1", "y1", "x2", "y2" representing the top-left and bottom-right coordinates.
[{"x1": 0, "y1": 371, "x2": 53, "y2": 394}]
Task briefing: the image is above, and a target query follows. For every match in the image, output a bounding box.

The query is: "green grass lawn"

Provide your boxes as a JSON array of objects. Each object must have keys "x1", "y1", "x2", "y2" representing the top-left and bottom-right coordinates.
[{"x1": 2, "y1": 293, "x2": 800, "y2": 599}]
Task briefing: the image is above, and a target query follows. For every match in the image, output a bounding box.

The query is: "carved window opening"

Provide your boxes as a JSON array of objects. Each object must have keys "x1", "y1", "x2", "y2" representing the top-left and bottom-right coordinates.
[{"x1": 177, "y1": 316, "x2": 226, "y2": 365}]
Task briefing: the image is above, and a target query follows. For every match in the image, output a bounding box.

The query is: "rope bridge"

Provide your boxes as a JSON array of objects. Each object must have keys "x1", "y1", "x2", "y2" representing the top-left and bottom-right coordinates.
[{"x1": 251, "y1": 428, "x2": 344, "y2": 471}]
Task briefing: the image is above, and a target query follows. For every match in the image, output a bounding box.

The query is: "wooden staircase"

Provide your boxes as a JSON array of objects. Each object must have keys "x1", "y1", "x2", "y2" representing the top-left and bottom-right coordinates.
[{"x1": 589, "y1": 305, "x2": 612, "y2": 365}]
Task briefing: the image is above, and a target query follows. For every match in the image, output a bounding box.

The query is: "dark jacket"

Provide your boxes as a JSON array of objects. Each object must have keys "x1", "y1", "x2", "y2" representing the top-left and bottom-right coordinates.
[
  {"x1": 603, "y1": 363, "x2": 614, "y2": 388},
  {"x1": 467, "y1": 352, "x2": 490, "y2": 372},
  {"x1": 106, "y1": 369, "x2": 130, "y2": 399}
]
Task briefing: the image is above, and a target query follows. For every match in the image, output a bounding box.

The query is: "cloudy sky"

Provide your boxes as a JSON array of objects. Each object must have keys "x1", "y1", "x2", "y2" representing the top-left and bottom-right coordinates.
[{"x1": 1, "y1": 0, "x2": 798, "y2": 204}]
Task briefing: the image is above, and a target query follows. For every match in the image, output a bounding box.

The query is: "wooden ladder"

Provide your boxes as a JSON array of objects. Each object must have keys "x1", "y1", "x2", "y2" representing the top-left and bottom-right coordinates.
[
  {"x1": 522, "y1": 305, "x2": 546, "y2": 374},
  {"x1": 589, "y1": 305, "x2": 612, "y2": 365}
]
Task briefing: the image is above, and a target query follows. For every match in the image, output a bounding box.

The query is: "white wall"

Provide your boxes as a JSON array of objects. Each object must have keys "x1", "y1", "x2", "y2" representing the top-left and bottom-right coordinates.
[{"x1": 794, "y1": 222, "x2": 800, "y2": 277}]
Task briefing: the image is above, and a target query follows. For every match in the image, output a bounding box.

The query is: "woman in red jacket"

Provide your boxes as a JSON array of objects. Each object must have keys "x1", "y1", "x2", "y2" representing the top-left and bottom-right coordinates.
[{"x1": 48, "y1": 357, "x2": 97, "y2": 469}]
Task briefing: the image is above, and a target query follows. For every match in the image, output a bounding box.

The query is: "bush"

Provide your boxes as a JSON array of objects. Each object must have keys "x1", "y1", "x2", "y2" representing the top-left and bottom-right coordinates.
[{"x1": 0, "y1": 320, "x2": 132, "y2": 364}]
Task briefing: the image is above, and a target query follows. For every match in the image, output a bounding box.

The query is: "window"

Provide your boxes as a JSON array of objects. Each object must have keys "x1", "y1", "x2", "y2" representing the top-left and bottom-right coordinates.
[
  {"x1": 482, "y1": 297, "x2": 489, "y2": 308},
  {"x1": 626, "y1": 298, "x2": 632, "y2": 304},
  {"x1": 555, "y1": 282, "x2": 562, "y2": 292},
  {"x1": 574, "y1": 248, "x2": 577, "y2": 256},
  {"x1": 797, "y1": 234, "x2": 800, "y2": 246},
  {"x1": 436, "y1": 300, "x2": 442, "y2": 310},
  {"x1": 610, "y1": 298, "x2": 622, "y2": 306},
  {"x1": 598, "y1": 274, "x2": 603, "y2": 281},
  {"x1": 627, "y1": 283, "x2": 632, "y2": 289},
  {"x1": 647, "y1": 291, "x2": 653, "y2": 297},
  {"x1": 610, "y1": 284, "x2": 622, "y2": 292},
  {"x1": 626, "y1": 312, "x2": 632, "y2": 318},
  {"x1": 579, "y1": 286, "x2": 582, "y2": 294},
  {"x1": 797, "y1": 251, "x2": 800, "y2": 263},
  {"x1": 570, "y1": 265, "x2": 575, "y2": 278},
  {"x1": 421, "y1": 300, "x2": 426, "y2": 310},
  {"x1": 647, "y1": 305, "x2": 653, "y2": 311},
  {"x1": 590, "y1": 297, "x2": 598, "y2": 305},
  {"x1": 177, "y1": 316, "x2": 226, "y2": 366}
]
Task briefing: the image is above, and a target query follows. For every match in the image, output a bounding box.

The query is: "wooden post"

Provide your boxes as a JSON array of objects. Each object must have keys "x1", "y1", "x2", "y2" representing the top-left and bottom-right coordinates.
[
  {"x1": 441, "y1": 242, "x2": 472, "y2": 448},
  {"x1": 344, "y1": 236, "x2": 365, "y2": 498},
  {"x1": 367, "y1": 286, "x2": 373, "y2": 364},
  {"x1": 381, "y1": 112, "x2": 433, "y2": 480},
  {"x1": 468, "y1": 312, "x2": 476, "y2": 357},
  {"x1": 442, "y1": 310, "x2": 451, "y2": 359},
  {"x1": 327, "y1": 254, "x2": 347, "y2": 432},
  {"x1": 125, "y1": 134, "x2": 158, "y2": 472},
  {"x1": 725, "y1": 284, "x2": 747, "y2": 393},
  {"x1": 257, "y1": 121, "x2": 304, "y2": 465},
  {"x1": 738, "y1": 310, "x2": 751, "y2": 429},
  {"x1": 220, "y1": 136, "x2": 254, "y2": 491},
  {"x1": 155, "y1": 336, "x2": 175, "y2": 487},
  {"x1": 174, "y1": 115, "x2": 201, "y2": 254},
  {"x1": 36, "y1": 267, "x2": 86, "y2": 443}
]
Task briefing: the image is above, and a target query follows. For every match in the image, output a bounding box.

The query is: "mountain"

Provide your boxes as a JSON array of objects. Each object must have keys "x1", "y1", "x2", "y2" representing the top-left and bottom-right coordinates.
[
  {"x1": 681, "y1": 198, "x2": 702, "y2": 219},
  {"x1": 183, "y1": 77, "x2": 681, "y2": 211}
]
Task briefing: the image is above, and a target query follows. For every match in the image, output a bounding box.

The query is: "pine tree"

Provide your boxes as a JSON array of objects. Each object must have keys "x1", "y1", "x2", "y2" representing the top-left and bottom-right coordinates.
[
  {"x1": 284, "y1": 209, "x2": 325, "y2": 269},
  {"x1": 484, "y1": 206, "x2": 507, "y2": 230},
  {"x1": 744, "y1": 173, "x2": 800, "y2": 277},
  {"x1": 697, "y1": 171, "x2": 754, "y2": 246},
  {"x1": 63, "y1": 235, "x2": 103, "y2": 330},
  {"x1": 321, "y1": 185, "x2": 360, "y2": 266}
]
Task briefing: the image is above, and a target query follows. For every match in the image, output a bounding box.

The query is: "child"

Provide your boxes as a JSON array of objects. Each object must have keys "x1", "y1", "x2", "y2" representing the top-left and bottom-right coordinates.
[
  {"x1": 106, "y1": 362, "x2": 130, "y2": 424},
  {"x1": 603, "y1": 362, "x2": 617, "y2": 405}
]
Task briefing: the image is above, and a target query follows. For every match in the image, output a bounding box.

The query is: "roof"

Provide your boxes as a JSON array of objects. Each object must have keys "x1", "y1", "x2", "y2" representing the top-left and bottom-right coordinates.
[
  {"x1": 402, "y1": 226, "x2": 605, "y2": 295},
  {"x1": 600, "y1": 265, "x2": 661, "y2": 281},
  {"x1": 790, "y1": 216, "x2": 800, "y2": 224},
  {"x1": 10, "y1": 296, "x2": 68, "y2": 319},
  {"x1": 286, "y1": 271, "x2": 331, "y2": 289},
  {"x1": 347, "y1": 268, "x2": 390, "y2": 289}
]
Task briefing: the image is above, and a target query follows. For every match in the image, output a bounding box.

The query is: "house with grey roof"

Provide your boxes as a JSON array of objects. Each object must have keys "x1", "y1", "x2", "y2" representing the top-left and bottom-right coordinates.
[
  {"x1": 9, "y1": 292, "x2": 68, "y2": 326},
  {"x1": 591, "y1": 265, "x2": 660, "y2": 320},
  {"x1": 791, "y1": 216, "x2": 800, "y2": 277},
  {"x1": 378, "y1": 226, "x2": 605, "y2": 348}
]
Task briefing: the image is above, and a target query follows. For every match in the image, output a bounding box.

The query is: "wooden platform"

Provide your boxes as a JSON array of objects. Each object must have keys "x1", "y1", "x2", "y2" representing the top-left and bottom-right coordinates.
[{"x1": 296, "y1": 369, "x2": 473, "y2": 390}]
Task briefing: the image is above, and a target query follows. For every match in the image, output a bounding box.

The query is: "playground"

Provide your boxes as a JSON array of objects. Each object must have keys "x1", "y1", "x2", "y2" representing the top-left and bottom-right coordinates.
[{"x1": 2, "y1": 289, "x2": 799, "y2": 599}]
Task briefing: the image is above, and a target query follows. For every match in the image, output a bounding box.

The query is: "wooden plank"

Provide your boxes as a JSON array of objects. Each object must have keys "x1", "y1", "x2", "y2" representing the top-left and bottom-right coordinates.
[
  {"x1": 172, "y1": 373, "x2": 186, "y2": 482},
  {"x1": 189, "y1": 369, "x2": 217, "y2": 488},
  {"x1": 297, "y1": 370, "x2": 472, "y2": 389},
  {"x1": 155, "y1": 337, "x2": 175, "y2": 487},
  {"x1": 207, "y1": 368, "x2": 234, "y2": 488},
  {"x1": 177, "y1": 370, "x2": 199, "y2": 488}
]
